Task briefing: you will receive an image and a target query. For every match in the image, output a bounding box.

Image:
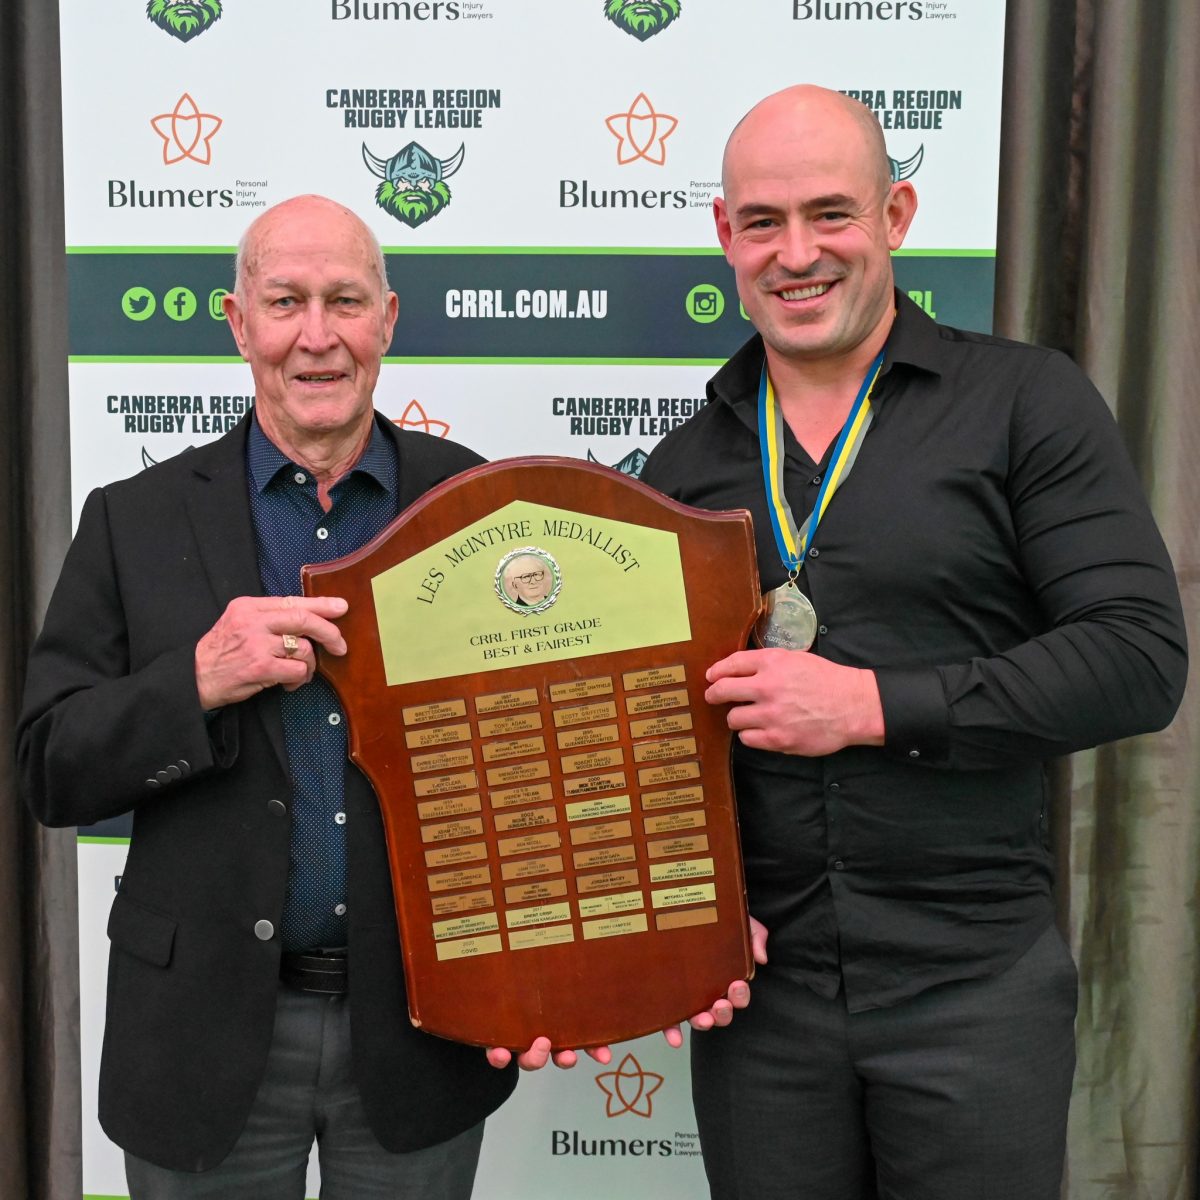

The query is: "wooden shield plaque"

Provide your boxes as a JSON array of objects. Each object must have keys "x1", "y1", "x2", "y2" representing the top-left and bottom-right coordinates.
[{"x1": 302, "y1": 457, "x2": 761, "y2": 1051}]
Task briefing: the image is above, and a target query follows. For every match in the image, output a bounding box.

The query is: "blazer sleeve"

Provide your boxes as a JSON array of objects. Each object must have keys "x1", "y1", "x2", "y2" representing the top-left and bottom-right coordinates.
[{"x1": 17, "y1": 486, "x2": 231, "y2": 827}]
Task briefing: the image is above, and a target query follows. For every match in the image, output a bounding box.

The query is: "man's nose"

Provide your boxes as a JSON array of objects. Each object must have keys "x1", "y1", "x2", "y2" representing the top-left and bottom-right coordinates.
[
  {"x1": 297, "y1": 301, "x2": 338, "y2": 352},
  {"x1": 776, "y1": 219, "x2": 822, "y2": 275}
]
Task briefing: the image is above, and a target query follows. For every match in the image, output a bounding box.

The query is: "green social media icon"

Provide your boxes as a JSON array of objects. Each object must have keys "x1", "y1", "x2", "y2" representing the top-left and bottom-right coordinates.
[
  {"x1": 122, "y1": 287, "x2": 156, "y2": 321},
  {"x1": 165, "y1": 287, "x2": 198, "y2": 322},
  {"x1": 686, "y1": 284, "x2": 725, "y2": 324},
  {"x1": 209, "y1": 288, "x2": 229, "y2": 321}
]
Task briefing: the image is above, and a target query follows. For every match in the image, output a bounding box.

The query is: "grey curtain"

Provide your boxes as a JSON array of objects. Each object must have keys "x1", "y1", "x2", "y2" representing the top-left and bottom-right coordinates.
[
  {"x1": 997, "y1": 2, "x2": 1199, "y2": 1198},
  {"x1": 1, "y1": 2, "x2": 81, "y2": 1199}
]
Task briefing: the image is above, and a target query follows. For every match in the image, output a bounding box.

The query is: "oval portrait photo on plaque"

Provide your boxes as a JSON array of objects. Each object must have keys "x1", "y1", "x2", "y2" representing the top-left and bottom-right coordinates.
[{"x1": 495, "y1": 546, "x2": 562, "y2": 616}]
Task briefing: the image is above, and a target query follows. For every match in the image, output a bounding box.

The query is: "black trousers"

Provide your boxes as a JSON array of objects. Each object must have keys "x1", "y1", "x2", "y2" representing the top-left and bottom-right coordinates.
[{"x1": 691, "y1": 924, "x2": 1077, "y2": 1200}]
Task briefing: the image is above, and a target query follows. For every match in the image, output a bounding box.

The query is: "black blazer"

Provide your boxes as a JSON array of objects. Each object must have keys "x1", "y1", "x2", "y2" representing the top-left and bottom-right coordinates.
[{"x1": 17, "y1": 416, "x2": 517, "y2": 1172}]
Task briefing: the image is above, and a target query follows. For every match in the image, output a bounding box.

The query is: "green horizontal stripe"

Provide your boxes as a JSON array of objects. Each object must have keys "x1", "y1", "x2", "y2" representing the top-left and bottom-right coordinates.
[
  {"x1": 70, "y1": 356, "x2": 728, "y2": 367},
  {"x1": 77, "y1": 836, "x2": 131, "y2": 846},
  {"x1": 67, "y1": 245, "x2": 995, "y2": 258}
]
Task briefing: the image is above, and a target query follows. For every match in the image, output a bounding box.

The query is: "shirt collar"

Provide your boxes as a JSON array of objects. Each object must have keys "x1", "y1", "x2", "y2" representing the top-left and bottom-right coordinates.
[
  {"x1": 710, "y1": 288, "x2": 946, "y2": 417},
  {"x1": 247, "y1": 412, "x2": 397, "y2": 496}
]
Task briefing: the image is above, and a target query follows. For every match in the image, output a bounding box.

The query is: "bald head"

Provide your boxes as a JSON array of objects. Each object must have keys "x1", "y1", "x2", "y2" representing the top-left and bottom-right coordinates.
[
  {"x1": 722, "y1": 85, "x2": 891, "y2": 198},
  {"x1": 234, "y1": 194, "x2": 389, "y2": 299}
]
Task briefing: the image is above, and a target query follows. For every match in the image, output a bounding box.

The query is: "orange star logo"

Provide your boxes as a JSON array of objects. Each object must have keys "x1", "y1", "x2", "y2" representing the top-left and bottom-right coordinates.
[
  {"x1": 605, "y1": 93, "x2": 678, "y2": 166},
  {"x1": 150, "y1": 93, "x2": 223, "y2": 165},
  {"x1": 595, "y1": 1052, "x2": 664, "y2": 1118},
  {"x1": 393, "y1": 399, "x2": 450, "y2": 438}
]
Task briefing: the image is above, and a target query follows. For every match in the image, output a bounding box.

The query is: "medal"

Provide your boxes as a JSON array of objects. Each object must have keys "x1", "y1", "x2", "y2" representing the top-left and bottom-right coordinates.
[
  {"x1": 756, "y1": 350, "x2": 885, "y2": 650},
  {"x1": 755, "y1": 579, "x2": 818, "y2": 651}
]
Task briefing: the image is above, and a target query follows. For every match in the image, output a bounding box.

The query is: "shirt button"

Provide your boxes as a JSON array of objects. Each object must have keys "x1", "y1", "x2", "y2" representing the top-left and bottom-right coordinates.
[
  {"x1": 833, "y1": 861, "x2": 846, "y2": 872},
  {"x1": 334, "y1": 812, "x2": 347, "y2": 825},
  {"x1": 909, "y1": 749, "x2": 921, "y2": 759},
  {"x1": 328, "y1": 712, "x2": 342, "y2": 726},
  {"x1": 818, "y1": 624, "x2": 828, "y2": 636},
  {"x1": 808, "y1": 547, "x2": 819, "y2": 558},
  {"x1": 316, "y1": 527, "x2": 330, "y2": 541},
  {"x1": 812, "y1": 475, "x2": 822, "y2": 485},
  {"x1": 267, "y1": 799, "x2": 287, "y2": 817},
  {"x1": 293, "y1": 471, "x2": 307, "y2": 485},
  {"x1": 334, "y1": 903, "x2": 347, "y2": 917},
  {"x1": 254, "y1": 920, "x2": 275, "y2": 941},
  {"x1": 828, "y1": 781, "x2": 840, "y2": 791}
]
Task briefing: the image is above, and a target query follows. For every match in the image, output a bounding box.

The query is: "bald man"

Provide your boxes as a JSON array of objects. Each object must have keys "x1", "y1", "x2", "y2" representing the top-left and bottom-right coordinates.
[
  {"x1": 20, "y1": 196, "x2": 518, "y2": 1198},
  {"x1": 639, "y1": 87, "x2": 1185, "y2": 1200}
]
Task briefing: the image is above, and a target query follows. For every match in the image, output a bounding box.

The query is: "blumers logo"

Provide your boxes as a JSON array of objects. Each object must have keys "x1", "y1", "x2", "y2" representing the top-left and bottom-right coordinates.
[
  {"x1": 605, "y1": 0, "x2": 681, "y2": 40},
  {"x1": 596, "y1": 1052, "x2": 664, "y2": 1117},
  {"x1": 587, "y1": 447, "x2": 649, "y2": 478},
  {"x1": 363, "y1": 140, "x2": 465, "y2": 227},
  {"x1": 331, "y1": 0, "x2": 465, "y2": 20},
  {"x1": 151, "y1": 94, "x2": 222, "y2": 165},
  {"x1": 606, "y1": 94, "x2": 678, "y2": 166},
  {"x1": 792, "y1": 1, "x2": 925, "y2": 18},
  {"x1": 392, "y1": 398, "x2": 451, "y2": 438},
  {"x1": 146, "y1": 0, "x2": 222, "y2": 42}
]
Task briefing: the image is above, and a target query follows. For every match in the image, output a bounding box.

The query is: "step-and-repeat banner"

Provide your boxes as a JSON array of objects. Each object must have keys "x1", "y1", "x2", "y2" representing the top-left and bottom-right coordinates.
[{"x1": 61, "y1": 2, "x2": 1005, "y2": 1195}]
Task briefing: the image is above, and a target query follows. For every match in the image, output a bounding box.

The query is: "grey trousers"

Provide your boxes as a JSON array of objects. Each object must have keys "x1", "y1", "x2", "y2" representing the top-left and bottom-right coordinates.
[
  {"x1": 691, "y1": 923, "x2": 1078, "y2": 1200},
  {"x1": 124, "y1": 985, "x2": 485, "y2": 1200}
]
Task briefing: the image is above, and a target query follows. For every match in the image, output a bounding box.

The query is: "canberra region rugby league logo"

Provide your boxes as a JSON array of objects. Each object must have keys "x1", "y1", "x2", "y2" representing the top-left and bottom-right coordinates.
[
  {"x1": 145, "y1": 0, "x2": 222, "y2": 42},
  {"x1": 605, "y1": 0, "x2": 680, "y2": 41},
  {"x1": 889, "y1": 145, "x2": 924, "y2": 182},
  {"x1": 362, "y1": 141, "x2": 465, "y2": 228}
]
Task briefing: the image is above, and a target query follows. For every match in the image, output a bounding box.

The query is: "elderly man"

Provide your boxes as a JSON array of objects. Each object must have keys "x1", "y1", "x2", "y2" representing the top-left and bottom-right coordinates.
[
  {"x1": 19, "y1": 195, "x2": 521, "y2": 1198},
  {"x1": 638, "y1": 86, "x2": 1186, "y2": 1200}
]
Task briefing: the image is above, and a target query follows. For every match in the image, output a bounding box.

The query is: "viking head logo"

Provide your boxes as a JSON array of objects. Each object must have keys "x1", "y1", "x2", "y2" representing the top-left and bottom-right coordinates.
[
  {"x1": 889, "y1": 144, "x2": 924, "y2": 183},
  {"x1": 362, "y1": 141, "x2": 465, "y2": 228},
  {"x1": 588, "y1": 448, "x2": 648, "y2": 479},
  {"x1": 146, "y1": 0, "x2": 222, "y2": 42},
  {"x1": 604, "y1": 0, "x2": 681, "y2": 40}
]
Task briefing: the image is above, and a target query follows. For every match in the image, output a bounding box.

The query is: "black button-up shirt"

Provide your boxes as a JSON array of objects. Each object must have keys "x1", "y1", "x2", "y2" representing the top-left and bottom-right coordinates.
[
  {"x1": 639, "y1": 293, "x2": 1186, "y2": 1012},
  {"x1": 246, "y1": 415, "x2": 400, "y2": 952}
]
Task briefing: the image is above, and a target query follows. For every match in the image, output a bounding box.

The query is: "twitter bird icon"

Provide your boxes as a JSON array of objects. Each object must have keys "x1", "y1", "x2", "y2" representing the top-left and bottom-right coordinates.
[{"x1": 122, "y1": 287, "x2": 156, "y2": 321}]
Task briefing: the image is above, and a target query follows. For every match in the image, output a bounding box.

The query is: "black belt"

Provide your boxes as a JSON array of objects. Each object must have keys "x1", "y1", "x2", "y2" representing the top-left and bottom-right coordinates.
[{"x1": 280, "y1": 948, "x2": 349, "y2": 995}]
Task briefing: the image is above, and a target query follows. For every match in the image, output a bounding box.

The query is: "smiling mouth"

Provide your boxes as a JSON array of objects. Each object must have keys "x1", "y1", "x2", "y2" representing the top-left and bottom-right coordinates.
[
  {"x1": 779, "y1": 282, "x2": 834, "y2": 302},
  {"x1": 296, "y1": 373, "x2": 343, "y2": 383}
]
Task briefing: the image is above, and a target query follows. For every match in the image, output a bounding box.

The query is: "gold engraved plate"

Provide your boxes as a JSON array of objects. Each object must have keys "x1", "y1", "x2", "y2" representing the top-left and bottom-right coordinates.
[
  {"x1": 625, "y1": 688, "x2": 689, "y2": 716},
  {"x1": 641, "y1": 785, "x2": 704, "y2": 811},
  {"x1": 578, "y1": 890, "x2": 644, "y2": 918},
  {"x1": 420, "y1": 817, "x2": 485, "y2": 844},
  {"x1": 414, "y1": 770, "x2": 478, "y2": 798},
  {"x1": 486, "y1": 760, "x2": 550, "y2": 787},
  {"x1": 562, "y1": 771, "x2": 627, "y2": 798},
  {"x1": 500, "y1": 854, "x2": 564, "y2": 881},
  {"x1": 494, "y1": 806, "x2": 557, "y2": 833},
  {"x1": 623, "y1": 665, "x2": 686, "y2": 691},
  {"x1": 582, "y1": 913, "x2": 649, "y2": 940},
  {"x1": 424, "y1": 842, "x2": 488, "y2": 869},
  {"x1": 570, "y1": 819, "x2": 632, "y2": 846},
  {"x1": 506, "y1": 902, "x2": 572, "y2": 930},
  {"x1": 497, "y1": 831, "x2": 562, "y2": 857},
  {"x1": 404, "y1": 722, "x2": 471, "y2": 750},
  {"x1": 549, "y1": 676, "x2": 614, "y2": 702},
  {"x1": 482, "y1": 735, "x2": 546, "y2": 763},
  {"x1": 431, "y1": 889, "x2": 494, "y2": 915},
  {"x1": 432, "y1": 912, "x2": 500, "y2": 942},
  {"x1": 426, "y1": 865, "x2": 491, "y2": 893},
  {"x1": 489, "y1": 782, "x2": 554, "y2": 809},
  {"x1": 565, "y1": 796, "x2": 632, "y2": 823},
  {"x1": 416, "y1": 794, "x2": 482, "y2": 821},
  {"x1": 650, "y1": 857, "x2": 715, "y2": 883},
  {"x1": 656, "y1": 907, "x2": 718, "y2": 931},
  {"x1": 410, "y1": 746, "x2": 475, "y2": 775},
  {"x1": 647, "y1": 834, "x2": 709, "y2": 858},
  {"x1": 573, "y1": 843, "x2": 636, "y2": 870},
  {"x1": 638, "y1": 760, "x2": 700, "y2": 788},
  {"x1": 505, "y1": 879, "x2": 568, "y2": 905},
  {"x1": 576, "y1": 868, "x2": 640, "y2": 895},
  {"x1": 475, "y1": 688, "x2": 539, "y2": 714},
  {"x1": 560, "y1": 747, "x2": 624, "y2": 774},
  {"x1": 510, "y1": 925, "x2": 576, "y2": 951},
  {"x1": 651, "y1": 883, "x2": 717, "y2": 909},
  {"x1": 556, "y1": 724, "x2": 619, "y2": 751},
  {"x1": 644, "y1": 809, "x2": 708, "y2": 835},
  {"x1": 403, "y1": 699, "x2": 468, "y2": 726},
  {"x1": 553, "y1": 700, "x2": 618, "y2": 728},
  {"x1": 435, "y1": 934, "x2": 504, "y2": 962},
  {"x1": 633, "y1": 736, "x2": 698, "y2": 763},
  {"x1": 478, "y1": 712, "x2": 543, "y2": 738},
  {"x1": 630, "y1": 712, "x2": 694, "y2": 739}
]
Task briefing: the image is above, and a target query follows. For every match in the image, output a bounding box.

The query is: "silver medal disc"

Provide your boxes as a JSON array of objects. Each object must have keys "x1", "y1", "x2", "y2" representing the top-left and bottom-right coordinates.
[{"x1": 755, "y1": 582, "x2": 818, "y2": 651}]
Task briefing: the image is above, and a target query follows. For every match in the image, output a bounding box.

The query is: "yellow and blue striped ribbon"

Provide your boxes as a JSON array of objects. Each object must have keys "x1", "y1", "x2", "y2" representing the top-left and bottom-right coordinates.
[{"x1": 757, "y1": 350, "x2": 886, "y2": 574}]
